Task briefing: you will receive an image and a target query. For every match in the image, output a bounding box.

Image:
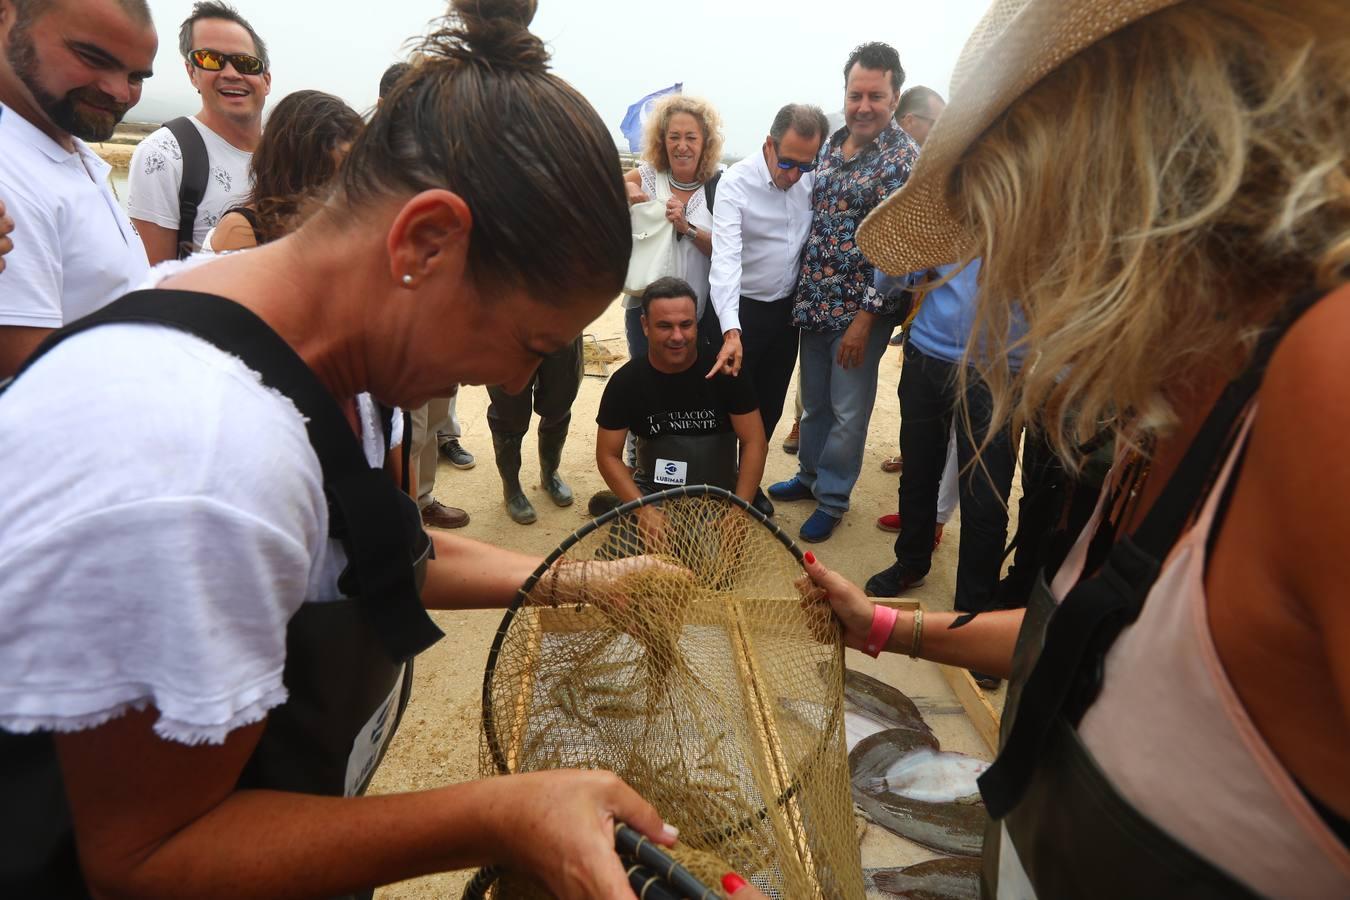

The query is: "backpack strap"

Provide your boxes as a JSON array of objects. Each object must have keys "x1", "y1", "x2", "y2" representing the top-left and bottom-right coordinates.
[
  {"x1": 9, "y1": 291, "x2": 444, "y2": 663},
  {"x1": 164, "y1": 118, "x2": 210, "y2": 260}
]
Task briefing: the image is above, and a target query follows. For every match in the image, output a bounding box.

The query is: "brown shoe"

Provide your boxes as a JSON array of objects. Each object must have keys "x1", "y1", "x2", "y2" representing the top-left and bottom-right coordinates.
[
  {"x1": 782, "y1": 418, "x2": 801, "y2": 454},
  {"x1": 880, "y1": 454, "x2": 903, "y2": 473},
  {"x1": 421, "y1": 499, "x2": 469, "y2": 529}
]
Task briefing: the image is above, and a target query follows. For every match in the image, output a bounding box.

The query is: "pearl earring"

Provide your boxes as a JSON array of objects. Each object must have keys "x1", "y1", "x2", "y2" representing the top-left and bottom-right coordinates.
[{"x1": 402, "y1": 274, "x2": 413, "y2": 286}]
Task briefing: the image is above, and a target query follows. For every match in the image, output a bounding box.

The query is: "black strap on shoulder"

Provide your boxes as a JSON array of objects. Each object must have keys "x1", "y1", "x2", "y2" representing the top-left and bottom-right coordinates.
[
  {"x1": 222, "y1": 206, "x2": 263, "y2": 244},
  {"x1": 164, "y1": 117, "x2": 209, "y2": 260},
  {"x1": 979, "y1": 291, "x2": 1322, "y2": 819},
  {"x1": 704, "y1": 170, "x2": 722, "y2": 212},
  {"x1": 11, "y1": 291, "x2": 443, "y2": 663}
]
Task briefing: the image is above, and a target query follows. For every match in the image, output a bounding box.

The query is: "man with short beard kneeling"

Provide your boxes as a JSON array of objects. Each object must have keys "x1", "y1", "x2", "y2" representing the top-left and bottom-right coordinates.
[{"x1": 596, "y1": 277, "x2": 767, "y2": 517}]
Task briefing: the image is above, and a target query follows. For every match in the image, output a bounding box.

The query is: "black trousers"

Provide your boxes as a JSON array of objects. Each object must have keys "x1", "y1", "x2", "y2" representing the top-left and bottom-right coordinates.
[
  {"x1": 733, "y1": 294, "x2": 799, "y2": 443},
  {"x1": 486, "y1": 336, "x2": 582, "y2": 435},
  {"x1": 895, "y1": 341, "x2": 1019, "y2": 614}
]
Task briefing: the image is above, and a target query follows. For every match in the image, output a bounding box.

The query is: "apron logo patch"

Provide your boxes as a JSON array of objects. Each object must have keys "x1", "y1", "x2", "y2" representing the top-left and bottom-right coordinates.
[{"x1": 654, "y1": 458, "x2": 689, "y2": 486}]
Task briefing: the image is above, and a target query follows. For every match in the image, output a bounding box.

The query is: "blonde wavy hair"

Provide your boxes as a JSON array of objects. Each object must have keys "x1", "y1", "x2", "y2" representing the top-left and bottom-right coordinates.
[
  {"x1": 641, "y1": 94, "x2": 724, "y2": 184},
  {"x1": 949, "y1": 0, "x2": 1350, "y2": 470}
]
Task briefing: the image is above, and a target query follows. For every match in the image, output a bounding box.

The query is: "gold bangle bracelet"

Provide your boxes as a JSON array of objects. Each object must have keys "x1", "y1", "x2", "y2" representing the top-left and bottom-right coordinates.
[{"x1": 909, "y1": 608, "x2": 924, "y2": 659}]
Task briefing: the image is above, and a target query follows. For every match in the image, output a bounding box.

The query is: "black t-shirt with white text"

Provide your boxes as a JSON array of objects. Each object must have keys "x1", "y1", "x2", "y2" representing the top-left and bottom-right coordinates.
[{"x1": 596, "y1": 351, "x2": 757, "y2": 438}]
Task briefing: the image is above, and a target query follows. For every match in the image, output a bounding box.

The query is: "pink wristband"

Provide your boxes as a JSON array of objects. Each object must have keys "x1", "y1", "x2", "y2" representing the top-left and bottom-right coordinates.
[{"x1": 864, "y1": 604, "x2": 898, "y2": 657}]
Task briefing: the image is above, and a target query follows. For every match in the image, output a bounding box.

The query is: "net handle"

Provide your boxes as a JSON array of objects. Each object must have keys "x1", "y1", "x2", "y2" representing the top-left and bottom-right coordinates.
[{"x1": 481, "y1": 485, "x2": 807, "y2": 775}]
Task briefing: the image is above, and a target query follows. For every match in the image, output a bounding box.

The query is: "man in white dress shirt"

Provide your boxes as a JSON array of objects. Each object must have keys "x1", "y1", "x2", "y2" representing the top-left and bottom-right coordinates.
[
  {"x1": 707, "y1": 104, "x2": 828, "y2": 512},
  {"x1": 0, "y1": 0, "x2": 156, "y2": 376}
]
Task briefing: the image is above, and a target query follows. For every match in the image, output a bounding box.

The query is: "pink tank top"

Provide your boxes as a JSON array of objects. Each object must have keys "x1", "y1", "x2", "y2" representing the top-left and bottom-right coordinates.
[{"x1": 1050, "y1": 411, "x2": 1350, "y2": 898}]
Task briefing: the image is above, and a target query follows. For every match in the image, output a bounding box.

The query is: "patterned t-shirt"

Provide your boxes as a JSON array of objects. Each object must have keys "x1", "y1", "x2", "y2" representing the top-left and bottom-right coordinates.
[
  {"x1": 791, "y1": 122, "x2": 918, "y2": 332},
  {"x1": 127, "y1": 117, "x2": 253, "y2": 254}
]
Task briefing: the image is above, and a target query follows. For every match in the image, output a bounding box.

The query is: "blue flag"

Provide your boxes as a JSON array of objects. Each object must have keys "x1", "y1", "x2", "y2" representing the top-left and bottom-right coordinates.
[{"x1": 620, "y1": 83, "x2": 682, "y2": 152}]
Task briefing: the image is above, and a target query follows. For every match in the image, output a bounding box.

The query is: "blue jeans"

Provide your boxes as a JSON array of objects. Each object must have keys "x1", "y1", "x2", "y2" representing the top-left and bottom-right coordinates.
[{"x1": 795, "y1": 316, "x2": 895, "y2": 517}]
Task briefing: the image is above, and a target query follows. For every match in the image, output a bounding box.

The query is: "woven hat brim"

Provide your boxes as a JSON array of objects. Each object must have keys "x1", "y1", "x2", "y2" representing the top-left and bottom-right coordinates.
[{"x1": 858, "y1": 0, "x2": 1186, "y2": 276}]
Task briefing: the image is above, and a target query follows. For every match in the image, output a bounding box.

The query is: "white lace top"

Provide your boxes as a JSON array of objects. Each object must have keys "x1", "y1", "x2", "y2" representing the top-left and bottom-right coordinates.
[{"x1": 622, "y1": 163, "x2": 715, "y2": 314}]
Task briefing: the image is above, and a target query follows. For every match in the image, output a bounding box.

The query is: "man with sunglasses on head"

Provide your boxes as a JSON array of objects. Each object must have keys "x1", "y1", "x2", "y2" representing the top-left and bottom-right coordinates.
[
  {"x1": 129, "y1": 1, "x2": 269, "y2": 264},
  {"x1": 706, "y1": 103, "x2": 828, "y2": 517},
  {"x1": 0, "y1": 0, "x2": 156, "y2": 377}
]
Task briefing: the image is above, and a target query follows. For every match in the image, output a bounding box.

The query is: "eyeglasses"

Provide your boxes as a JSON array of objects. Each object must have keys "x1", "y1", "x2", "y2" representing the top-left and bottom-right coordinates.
[
  {"x1": 189, "y1": 48, "x2": 266, "y2": 76},
  {"x1": 907, "y1": 114, "x2": 936, "y2": 124},
  {"x1": 773, "y1": 153, "x2": 817, "y2": 173}
]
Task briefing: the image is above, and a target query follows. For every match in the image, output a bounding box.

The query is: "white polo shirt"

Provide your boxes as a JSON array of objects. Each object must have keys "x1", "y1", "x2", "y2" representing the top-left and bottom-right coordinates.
[
  {"x1": 0, "y1": 103, "x2": 149, "y2": 328},
  {"x1": 708, "y1": 149, "x2": 814, "y2": 333}
]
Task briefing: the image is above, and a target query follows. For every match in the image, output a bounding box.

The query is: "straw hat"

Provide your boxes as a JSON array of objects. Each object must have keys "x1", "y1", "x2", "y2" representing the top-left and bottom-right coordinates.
[{"x1": 857, "y1": 0, "x2": 1185, "y2": 276}]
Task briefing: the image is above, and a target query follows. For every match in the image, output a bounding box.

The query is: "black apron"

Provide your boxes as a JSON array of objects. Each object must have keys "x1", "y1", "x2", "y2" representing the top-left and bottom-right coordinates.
[
  {"x1": 977, "y1": 297, "x2": 1318, "y2": 899},
  {"x1": 635, "y1": 429, "x2": 739, "y2": 493},
  {"x1": 0, "y1": 291, "x2": 444, "y2": 899}
]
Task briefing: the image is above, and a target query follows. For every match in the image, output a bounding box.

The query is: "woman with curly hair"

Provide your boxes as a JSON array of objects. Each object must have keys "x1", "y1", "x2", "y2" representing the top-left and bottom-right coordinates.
[
  {"x1": 806, "y1": 0, "x2": 1350, "y2": 896},
  {"x1": 620, "y1": 93, "x2": 724, "y2": 358},
  {"x1": 209, "y1": 89, "x2": 363, "y2": 250}
]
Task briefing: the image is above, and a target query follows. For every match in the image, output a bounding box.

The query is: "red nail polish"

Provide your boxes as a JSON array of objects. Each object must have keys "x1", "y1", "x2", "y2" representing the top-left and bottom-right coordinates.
[
  {"x1": 803, "y1": 551, "x2": 816, "y2": 565},
  {"x1": 721, "y1": 872, "x2": 748, "y2": 894}
]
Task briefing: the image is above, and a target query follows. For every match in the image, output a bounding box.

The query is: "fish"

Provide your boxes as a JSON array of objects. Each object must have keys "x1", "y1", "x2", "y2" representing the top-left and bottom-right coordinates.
[
  {"x1": 857, "y1": 747, "x2": 989, "y2": 803},
  {"x1": 780, "y1": 668, "x2": 942, "y2": 753},
  {"x1": 845, "y1": 668, "x2": 938, "y2": 749},
  {"x1": 850, "y1": 729, "x2": 989, "y2": 858},
  {"x1": 863, "y1": 857, "x2": 982, "y2": 899}
]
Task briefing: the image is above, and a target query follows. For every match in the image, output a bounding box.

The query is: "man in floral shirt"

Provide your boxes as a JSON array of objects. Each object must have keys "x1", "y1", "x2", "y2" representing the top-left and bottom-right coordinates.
[{"x1": 769, "y1": 42, "x2": 919, "y2": 542}]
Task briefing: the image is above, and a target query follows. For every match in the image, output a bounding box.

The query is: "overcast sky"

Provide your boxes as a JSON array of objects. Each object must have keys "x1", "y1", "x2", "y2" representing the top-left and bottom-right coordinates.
[{"x1": 133, "y1": 0, "x2": 991, "y2": 158}]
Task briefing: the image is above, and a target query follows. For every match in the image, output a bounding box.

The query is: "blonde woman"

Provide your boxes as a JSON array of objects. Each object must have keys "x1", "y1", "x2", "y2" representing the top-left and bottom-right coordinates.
[
  {"x1": 621, "y1": 94, "x2": 724, "y2": 359},
  {"x1": 805, "y1": 0, "x2": 1350, "y2": 897}
]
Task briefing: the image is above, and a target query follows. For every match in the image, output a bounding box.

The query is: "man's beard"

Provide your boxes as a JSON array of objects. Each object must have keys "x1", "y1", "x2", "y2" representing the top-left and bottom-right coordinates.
[{"x1": 7, "y1": 24, "x2": 128, "y2": 142}]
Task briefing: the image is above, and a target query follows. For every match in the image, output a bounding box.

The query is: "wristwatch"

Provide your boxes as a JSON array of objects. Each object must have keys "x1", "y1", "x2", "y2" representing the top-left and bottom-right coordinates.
[{"x1": 686, "y1": 223, "x2": 700, "y2": 239}]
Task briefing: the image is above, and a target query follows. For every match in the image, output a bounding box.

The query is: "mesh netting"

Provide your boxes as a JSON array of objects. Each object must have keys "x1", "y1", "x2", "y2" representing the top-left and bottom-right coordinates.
[{"x1": 478, "y1": 487, "x2": 865, "y2": 899}]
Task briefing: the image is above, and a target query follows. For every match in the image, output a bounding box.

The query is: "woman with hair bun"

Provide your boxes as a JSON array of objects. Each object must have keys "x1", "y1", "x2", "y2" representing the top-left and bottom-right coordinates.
[{"x1": 0, "y1": 2, "x2": 717, "y2": 897}]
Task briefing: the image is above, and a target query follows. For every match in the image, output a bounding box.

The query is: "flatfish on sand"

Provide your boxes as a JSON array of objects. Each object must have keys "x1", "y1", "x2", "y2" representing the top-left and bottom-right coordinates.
[
  {"x1": 850, "y1": 729, "x2": 990, "y2": 857},
  {"x1": 844, "y1": 668, "x2": 938, "y2": 752},
  {"x1": 863, "y1": 857, "x2": 982, "y2": 899}
]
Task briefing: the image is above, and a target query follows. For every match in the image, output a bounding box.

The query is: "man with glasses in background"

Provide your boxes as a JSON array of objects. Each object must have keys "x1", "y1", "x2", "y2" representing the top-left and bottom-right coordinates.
[
  {"x1": 707, "y1": 103, "x2": 828, "y2": 517},
  {"x1": 895, "y1": 85, "x2": 944, "y2": 148},
  {"x1": 129, "y1": 1, "x2": 269, "y2": 263}
]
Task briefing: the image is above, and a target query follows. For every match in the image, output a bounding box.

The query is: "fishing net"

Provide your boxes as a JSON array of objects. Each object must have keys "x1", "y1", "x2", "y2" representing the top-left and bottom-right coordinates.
[{"x1": 472, "y1": 486, "x2": 865, "y2": 899}]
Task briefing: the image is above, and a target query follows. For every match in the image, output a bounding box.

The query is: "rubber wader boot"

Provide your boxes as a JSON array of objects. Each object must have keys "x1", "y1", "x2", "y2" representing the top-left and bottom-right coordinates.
[
  {"x1": 492, "y1": 432, "x2": 537, "y2": 524},
  {"x1": 538, "y1": 423, "x2": 574, "y2": 508}
]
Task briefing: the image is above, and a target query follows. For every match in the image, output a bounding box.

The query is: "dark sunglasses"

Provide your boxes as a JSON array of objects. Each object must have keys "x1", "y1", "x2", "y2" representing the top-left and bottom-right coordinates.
[
  {"x1": 775, "y1": 158, "x2": 817, "y2": 173},
  {"x1": 189, "y1": 48, "x2": 266, "y2": 76}
]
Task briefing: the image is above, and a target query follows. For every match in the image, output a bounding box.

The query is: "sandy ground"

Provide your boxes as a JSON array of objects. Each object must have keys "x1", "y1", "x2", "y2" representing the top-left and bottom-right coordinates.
[{"x1": 368, "y1": 298, "x2": 1019, "y2": 898}]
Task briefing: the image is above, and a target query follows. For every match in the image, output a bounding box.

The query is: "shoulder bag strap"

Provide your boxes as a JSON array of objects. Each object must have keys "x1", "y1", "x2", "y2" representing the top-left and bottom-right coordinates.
[{"x1": 704, "y1": 170, "x2": 721, "y2": 212}]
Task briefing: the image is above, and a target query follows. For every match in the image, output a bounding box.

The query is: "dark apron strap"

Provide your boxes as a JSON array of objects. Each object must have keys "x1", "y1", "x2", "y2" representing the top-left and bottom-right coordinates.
[
  {"x1": 979, "y1": 291, "x2": 1321, "y2": 818},
  {"x1": 11, "y1": 290, "x2": 443, "y2": 662}
]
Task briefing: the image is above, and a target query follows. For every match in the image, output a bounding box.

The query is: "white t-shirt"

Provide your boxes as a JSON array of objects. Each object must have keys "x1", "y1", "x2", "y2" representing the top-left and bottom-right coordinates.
[
  {"x1": 127, "y1": 117, "x2": 253, "y2": 253},
  {"x1": 0, "y1": 259, "x2": 403, "y2": 746},
  {"x1": 0, "y1": 102, "x2": 149, "y2": 327}
]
